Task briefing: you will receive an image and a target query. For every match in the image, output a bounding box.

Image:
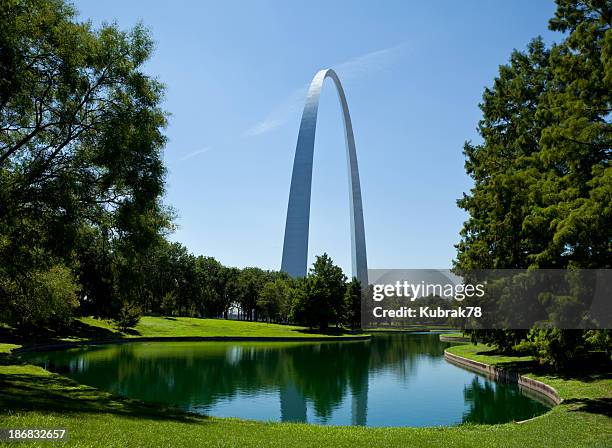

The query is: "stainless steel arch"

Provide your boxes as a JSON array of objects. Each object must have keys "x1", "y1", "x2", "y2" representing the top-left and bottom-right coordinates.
[{"x1": 281, "y1": 69, "x2": 368, "y2": 287}]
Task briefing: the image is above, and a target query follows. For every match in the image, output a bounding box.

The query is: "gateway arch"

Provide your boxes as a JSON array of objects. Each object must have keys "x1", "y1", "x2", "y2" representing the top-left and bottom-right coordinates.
[{"x1": 281, "y1": 69, "x2": 368, "y2": 287}]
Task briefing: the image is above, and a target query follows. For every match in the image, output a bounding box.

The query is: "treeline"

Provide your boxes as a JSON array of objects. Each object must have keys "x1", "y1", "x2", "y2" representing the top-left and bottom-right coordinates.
[
  {"x1": 456, "y1": 0, "x2": 611, "y2": 369},
  {"x1": 82, "y1": 240, "x2": 363, "y2": 332}
]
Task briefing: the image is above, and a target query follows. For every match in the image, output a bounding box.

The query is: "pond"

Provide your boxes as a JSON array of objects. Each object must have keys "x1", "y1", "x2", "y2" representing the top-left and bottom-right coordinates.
[{"x1": 21, "y1": 333, "x2": 552, "y2": 427}]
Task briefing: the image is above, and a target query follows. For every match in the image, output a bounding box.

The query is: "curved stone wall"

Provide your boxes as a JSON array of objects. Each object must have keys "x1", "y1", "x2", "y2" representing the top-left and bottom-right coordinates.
[{"x1": 444, "y1": 349, "x2": 562, "y2": 406}]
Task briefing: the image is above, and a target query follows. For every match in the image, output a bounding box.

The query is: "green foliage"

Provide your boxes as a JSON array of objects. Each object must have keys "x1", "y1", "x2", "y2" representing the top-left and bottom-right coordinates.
[
  {"x1": 0, "y1": 0, "x2": 170, "y2": 329},
  {"x1": 237, "y1": 268, "x2": 267, "y2": 321},
  {"x1": 257, "y1": 279, "x2": 291, "y2": 323},
  {"x1": 526, "y1": 328, "x2": 586, "y2": 370},
  {"x1": 583, "y1": 329, "x2": 611, "y2": 353},
  {"x1": 194, "y1": 256, "x2": 227, "y2": 318},
  {"x1": 292, "y1": 254, "x2": 347, "y2": 330},
  {"x1": 343, "y1": 278, "x2": 362, "y2": 330},
  {"x1": 514, "y1": 328, "x2": 611, "y2": 368},
  {"x1": 1, "y1": 263, "x2": 79, "y2": 329},
  {"x1": 456, "y1": 1, "x2": 611, "y2": 369},
  {"x1": 114, "y1": 301, "x2": 142, "y2": 331},
  {"x1": 160, "y1": 291, "x2": 177, "y2": 316}
]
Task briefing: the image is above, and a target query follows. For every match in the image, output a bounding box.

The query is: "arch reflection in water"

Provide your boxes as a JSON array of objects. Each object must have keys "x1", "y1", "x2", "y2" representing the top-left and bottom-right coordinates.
[{"x1": 23, "y1": 334, "x2": 551, "y2": 427}]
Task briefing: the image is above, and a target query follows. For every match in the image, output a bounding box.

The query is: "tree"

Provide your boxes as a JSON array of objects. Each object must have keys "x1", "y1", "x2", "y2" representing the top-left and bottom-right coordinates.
[
  {"x1": 221, "y1": 267, "x2": 241, "y2": 319},
  {"x1": 456, "y1": 0, "x2": 611, "y2": 367},
  {"x1": 0, "y1": 0, "x2": 169, "y2": 328},
  {"x1": 343, "y1": 278, "x2": 362, "y2": 330},
  {"x1": 237, "y1": 267, "x2": 267, "y2": 320},
  {"x1": 257, "y1": 280, "x2": 289, "y2": 322},
  {"x1": 291, "y1": 254, "x2": 347, "y2": 330},
  {"x1": 1, "y1": 263, "x2": 79, "y2": 329},
  {"x1": 194, "y1": 256, "x2": 226, "y2": 317},
  {"x1": 456, "y1": 37, "x2": 552, "y2": 272}
]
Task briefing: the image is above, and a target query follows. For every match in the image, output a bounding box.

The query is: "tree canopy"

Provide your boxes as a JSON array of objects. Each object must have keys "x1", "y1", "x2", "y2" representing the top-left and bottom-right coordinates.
[
  {"x1": 456, "y1": 0, "x2": 611, "y2": 367},
  {"x1": 0, "y1": 0, "x2": 169, "y2": 327}
]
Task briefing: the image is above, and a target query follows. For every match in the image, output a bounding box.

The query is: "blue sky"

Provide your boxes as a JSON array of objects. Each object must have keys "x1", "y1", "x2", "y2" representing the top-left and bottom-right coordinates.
[{"x1": 74, "y1": 0, "x2": 559, "y2": 274}]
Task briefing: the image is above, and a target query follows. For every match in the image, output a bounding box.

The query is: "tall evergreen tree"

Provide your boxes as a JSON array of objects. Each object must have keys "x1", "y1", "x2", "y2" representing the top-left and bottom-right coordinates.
[{"x1": 456, "y1": 0, "x2": 611, "y2": 365}]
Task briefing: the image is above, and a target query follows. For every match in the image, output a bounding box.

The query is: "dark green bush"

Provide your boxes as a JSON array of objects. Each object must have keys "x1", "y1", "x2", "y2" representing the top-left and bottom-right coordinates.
[
  {"x1": 1, "y1": 264, "x2": 79, "y2": 330},
  {"x1": 115, "y1": 301, "x2": 142, "y2": 331}
]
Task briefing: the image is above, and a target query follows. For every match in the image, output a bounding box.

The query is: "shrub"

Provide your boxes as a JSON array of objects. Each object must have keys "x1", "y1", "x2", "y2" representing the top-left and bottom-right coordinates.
[
  {"x1": 160, "y1": 291, "x2": 177, "y2": 316},
  {"x1": 2, "y1": 264, "x2": 79, "y2": 330},
  {"x1": 528, "y1": 328, "x2": 585, "y2": 369},
  {"x1": 115, "y1": 301, "x2": 142, "y2": 331}
]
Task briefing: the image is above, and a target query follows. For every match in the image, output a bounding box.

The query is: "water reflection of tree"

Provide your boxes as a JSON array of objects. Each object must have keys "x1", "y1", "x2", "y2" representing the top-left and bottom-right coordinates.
[
  {"x1": 368, "y1": 334, "x2": 448, "y2": 377},
  {"x1": 33, "y1": 334, "x2": 489, "y2": 425},
  {"x1": 462, "y1": 376, "x2": 549, "y2": 424},
  {"x1": 289, "y1": 341, "x2": 373, "y2": 421}
]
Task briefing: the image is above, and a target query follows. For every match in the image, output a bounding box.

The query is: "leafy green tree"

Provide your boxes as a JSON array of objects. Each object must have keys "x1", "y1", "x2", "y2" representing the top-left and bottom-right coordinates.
[
  {"x1": 257, "y1": 280, "x2": 289, "y2": 322},
  {"x1": 291, "y1": 254, "x2": 347, "y2": 330},
  {"x1": 343, "y1": 278, "x2": 362, "y2": 330},
  {"x1": 456, "y1": 37, "x2": 551, "y2": 272},
  {"x1": 456, "y1": 0, "x2": 611, "y2": 367},
  {"x1": 237, "y1": 267, "x2": 267, "y2": 320},
  {"x1": 194, "y1": 256, "x2": 225, "y2": 317},
  {"x1": 0, "y1": 0, "x2": 169, "y2": 328},
  {"x1": 74, "y1": 225, "x2": 113, "y2": 317},
  {"x1": 160, "y1": 291, "x2": 177, "y2": 316},
  {"x1": 1, "y1": 263, "x2": 79, "y2": 329},
  {"x1": 221, "y1": 267, "x2": 241, "y2": 319},
  {"x1": 527, "y1": 328, "x2": 585, "y2": 370},
  {"x1": 114, "y1": 300, "x2": 142, "y2": 332}
]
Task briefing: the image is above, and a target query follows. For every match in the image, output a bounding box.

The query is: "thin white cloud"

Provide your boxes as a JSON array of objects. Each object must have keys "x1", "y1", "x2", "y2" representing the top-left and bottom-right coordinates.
[
  {"x1": 244, "y1": 118, "x2": 285, "y2": 137},
  {"x1": 243, "y1": 85, "x2": 308, "y2": 138},
  {"x1": 244, "y1": 43, "x2": 408, "y2": 138},
  {"x1": 179, "y1": 147, "x2": 212, "y2": 161},
  {"x1": 333, "y1": 43, "x2": 408, "y2": 82}
]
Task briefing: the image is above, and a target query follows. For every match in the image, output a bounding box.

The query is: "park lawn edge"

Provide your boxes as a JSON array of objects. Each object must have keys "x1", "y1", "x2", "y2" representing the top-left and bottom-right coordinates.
[
  {"x1": 78, "y1": 316, "x2": 363, "y2": 339},
  {"x1": 0, "y1": 339, "x2": 610, "y2": 447},
  {"x1": 1, "y1": 316, "x2": 372, "y2": 351}
]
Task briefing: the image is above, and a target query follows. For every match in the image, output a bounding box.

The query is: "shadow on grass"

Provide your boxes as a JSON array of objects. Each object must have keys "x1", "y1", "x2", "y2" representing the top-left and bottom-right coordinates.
[
  {"x1": 0, "y1": 366, "x2": 205, "y2": 423},
  {"x1": 0, "y1": 320, "x2": 133, "y2": 346},
  {"x1": 471, "y1": 348, "x2": 612, "y2": 377},
  {"x1": 0, "y1": 352, "x2": 26, "y2": 367},
  {"x1": 563, "y1": 398, "x2": 612, "y2": 417},
  {"x1": 121, "y1": 328, "x2": 141, "y2": 336}
]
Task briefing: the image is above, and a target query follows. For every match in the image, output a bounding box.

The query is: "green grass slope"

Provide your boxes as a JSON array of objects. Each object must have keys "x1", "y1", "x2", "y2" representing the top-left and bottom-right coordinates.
[
  {"x1": 0, "y1": 317, "x2": 358, "y2": 346},
  {"x1": 78, "y1": 316, "x2": 348, "y2": 339}
]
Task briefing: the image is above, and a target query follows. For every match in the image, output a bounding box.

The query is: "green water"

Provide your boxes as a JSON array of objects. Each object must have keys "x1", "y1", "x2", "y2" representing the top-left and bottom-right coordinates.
[{"x1": 22, "y1": 333, "x2": 551, "y2": 426}]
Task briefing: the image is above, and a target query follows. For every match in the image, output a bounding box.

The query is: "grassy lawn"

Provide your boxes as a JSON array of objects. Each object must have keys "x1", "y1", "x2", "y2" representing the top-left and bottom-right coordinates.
[
  {"x1": 77, "y1": 316, "x2": 351, "y2": 339},
  {"x1": 0, "y1": 339, "x2": 610, "y2": 447},
  {"x1": 0, "y1": 317, "x2": 359, "y2": 346}
]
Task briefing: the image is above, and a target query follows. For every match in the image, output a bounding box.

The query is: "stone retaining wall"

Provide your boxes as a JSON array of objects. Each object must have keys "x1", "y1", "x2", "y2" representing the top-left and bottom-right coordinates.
[
  {"x1": 439, "y1": 335, "x2": 470, "y2": 343},
  {"x1": 444, "y1": 350, "x2": 562, "y2": 406}
]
